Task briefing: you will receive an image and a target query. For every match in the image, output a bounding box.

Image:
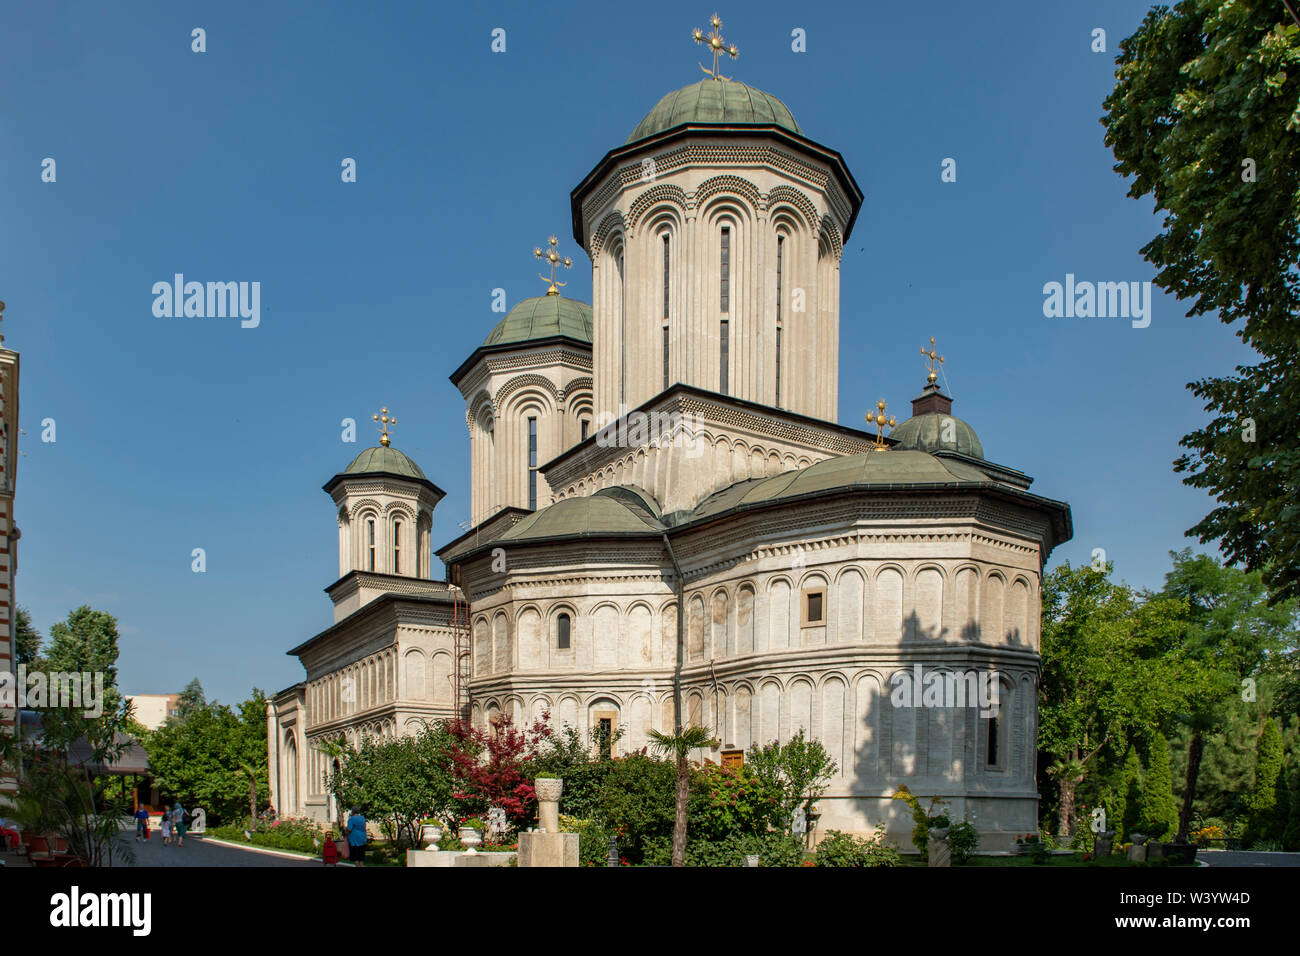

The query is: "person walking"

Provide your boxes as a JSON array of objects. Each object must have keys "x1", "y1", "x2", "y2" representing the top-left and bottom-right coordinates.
[
  {"x1": 345, "y1": 807, "x2": 367, "y2": 866},
  {"x1": 133, "y1": 807, "x2": 149, "y2": 843},
  {"x1": 173, "y1": 800, "x2": 187, "y2": 847},
  {"x1": 160, "y1": 811, "x2": 173, "y2": 846}
]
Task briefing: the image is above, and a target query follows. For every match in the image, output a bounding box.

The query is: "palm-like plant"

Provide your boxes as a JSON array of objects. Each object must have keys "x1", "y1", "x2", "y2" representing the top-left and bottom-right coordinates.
[{"x1": 647, "y1": 724, "x2": 712, "y2": 867}]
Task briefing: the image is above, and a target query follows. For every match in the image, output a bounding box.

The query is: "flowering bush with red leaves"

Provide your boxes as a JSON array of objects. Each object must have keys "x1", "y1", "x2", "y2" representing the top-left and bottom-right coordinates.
[{"x1": 447, "y1": 712, "x2": 554, "y2": 826}]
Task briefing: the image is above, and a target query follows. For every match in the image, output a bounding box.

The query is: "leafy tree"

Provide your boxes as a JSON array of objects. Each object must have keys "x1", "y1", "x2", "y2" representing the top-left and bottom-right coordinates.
[
  {"x1": 745, "y1": 729, "x2": 838, "y2": 834},
  {"x1": 1038, "y1": 562, "x2": 1199, "y2": 835},
  {"x1": 44, "y1": 606, "x2": 121, "y2": 695},
  {"x1": 1102, "y1": 1, "x2": 1300, "y2": 604},
  {"x1": 1244, "y1": 717, "x2": 1284, "y2": 843},
  {"x1": 446, "y1": 712, "x2": 552, "y2": 825},
  {"x1": 1159, "y1": 549, "x2": 1298, "y2": 841},
  {"x1": 175, "y1": 678, "x2": 207, "y2": 723},
  {"x1": 144, "y1": 688, "x2": 268, "y2": 825},
  {"x1": 1119, "y1": 745, "x2": 1144, "y2": 842},
  {"x1": 1137, "y1": 732, "x2": 1179, "y2": 841},
  {"x1": 327, "y1": 723, "x2": 459, "y2": 847},
  {"x1": 14, "y1": 606, "x2": 41, "y2": 665}
]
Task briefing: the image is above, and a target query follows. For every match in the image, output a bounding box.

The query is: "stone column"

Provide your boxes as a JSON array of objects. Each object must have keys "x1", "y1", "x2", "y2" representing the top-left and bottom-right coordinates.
[
  {"x1": 536, "y1": 777, "x2": 562, "y2": 833},
  {"x1": 928, "y1": 827, "x2": 951, "y2": 867}
]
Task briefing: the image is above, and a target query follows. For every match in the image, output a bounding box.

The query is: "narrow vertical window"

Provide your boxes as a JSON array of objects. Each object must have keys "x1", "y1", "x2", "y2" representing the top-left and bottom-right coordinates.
[
  {"x1": 617, "y1": 251, "x2": 626, "y2": 406},
  {"x1": 776, "y1": 235, "x2": 784, "y2": 408},
  {"x1": 775, "y1": 327, "x2": 783, "y2": 408},
  {"x1": 392, "y1": 519, "x2": 402, "y2": 574},
  {"x1": 720, "y1": 226, "x2": 731, "y2": 395},
  {"x1": 720, "y1": 227, "x2": 730, "y2": 312},
  {"x1": 366, "y1": 518, "x2": 375, "y2": 571},
  {"x1": 597, "y1": 717, "x2": 613, "y2": 761},
  {"x1": 663, "y1": 234, "x2": 671, "y2": 392},
  {"x1": 528, "y1": 416, "x2": 538, "y2": 511},
  {"x1": 557, "y1": 612, "x2": 571, "y2": 649},
  {"x1": 580, "y1": 419, "x2": 589, "y2": 442},
  {"x1": 663, "y1": 327, "x2": 670, "y2": 392},
  {"x1": 662, "y1": 234, "x2": 670, "y2": 320},
  {"x1": 986, "y1": 715, "x2": 1000, "y2": 767}
]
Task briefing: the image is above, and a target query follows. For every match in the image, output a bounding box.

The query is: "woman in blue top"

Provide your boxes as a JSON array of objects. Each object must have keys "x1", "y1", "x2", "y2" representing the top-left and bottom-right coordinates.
[{"x1": 346, "y1": 808, "x2": 367, "y2": 865}]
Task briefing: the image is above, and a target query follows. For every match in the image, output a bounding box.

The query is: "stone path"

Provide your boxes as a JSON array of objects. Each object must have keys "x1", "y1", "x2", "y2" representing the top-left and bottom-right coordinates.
[{"x1": 116, "y1": 833, "x2": 322, "y2": 868}]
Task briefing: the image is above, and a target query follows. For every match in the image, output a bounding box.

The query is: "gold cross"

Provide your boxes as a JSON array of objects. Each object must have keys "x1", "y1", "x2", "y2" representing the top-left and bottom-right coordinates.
[
  {"x1": 865, "y1": 399, "x2": 896, "y2": 450},
  {"x1": 534, "y1": 236, "x2": 573, "y2": 296},
  {"x1": 922, "y1": 336, "x2": 945, "y2": 385},
  {"x1": 693, "y1": 12, "x2": 738, "y2": 81},
  {"x1": 373, "y1": 406, "x2": 397, "y2": 447}
]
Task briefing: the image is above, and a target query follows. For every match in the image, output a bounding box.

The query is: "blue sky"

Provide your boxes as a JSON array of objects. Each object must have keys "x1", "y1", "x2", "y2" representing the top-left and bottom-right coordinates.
[{"x1": 1, "y1": 1, "x2": 1250, "y2": 704}]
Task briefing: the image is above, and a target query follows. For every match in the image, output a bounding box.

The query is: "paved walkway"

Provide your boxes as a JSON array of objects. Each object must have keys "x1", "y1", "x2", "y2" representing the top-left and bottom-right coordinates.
[
  {"x1": 1199, "y1": 849, "x2": 1300, "y2": 867},
  {"x1": 117, "y1": 833, "x2": 322, "y2": 868}
]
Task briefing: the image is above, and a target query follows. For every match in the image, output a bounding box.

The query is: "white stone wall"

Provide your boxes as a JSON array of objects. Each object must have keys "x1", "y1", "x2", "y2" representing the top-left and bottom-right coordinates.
[
  {"x1": 456, "y1": 343, "x2": 592, "y2": 526},
  {"x1": 465, "y1": 508, "x2": 1046, "y2": 845},
  {"x1": 581, "y1": 137, "x2": 849, "y2": 420}
]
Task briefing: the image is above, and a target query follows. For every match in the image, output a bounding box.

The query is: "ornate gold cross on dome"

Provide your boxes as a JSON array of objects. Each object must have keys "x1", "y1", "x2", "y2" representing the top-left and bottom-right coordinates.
[
  {"x1": 865, "y1": 399, "x2": 897, "y2": 450},
  {"x1": 693, "y1": 12, "x2": 738, "y2": 81},
  {"x1": 373, "y1": 406, "x2": 397, "y2": 447},
  {"x1": 534, "y1": 236, "x2": 573, "y2": 296},
  {"x1": 922, "y1": 336, "x2": 945, "y2": 385}
]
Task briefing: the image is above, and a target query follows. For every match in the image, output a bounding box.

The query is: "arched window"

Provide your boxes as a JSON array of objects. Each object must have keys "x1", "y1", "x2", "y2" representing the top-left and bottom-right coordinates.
[
  {"x1": 365, "y1": 517, "x2": 376, "y2": 571},
  {"x1": 557, "y1": 613, "x2": 571, "y2": 650},
  {"x1": 392, "y1": 518, "x2": 403, "y2": 574}
]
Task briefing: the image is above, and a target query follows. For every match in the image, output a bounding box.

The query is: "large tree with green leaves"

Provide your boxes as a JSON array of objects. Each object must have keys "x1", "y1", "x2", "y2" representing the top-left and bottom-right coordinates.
[
  {"x1": 1039, "y1": 562, "x2": 1203, "y2": 836},
  {"x1": 1102, "y1": 1, "x2": 1300, "y2": 605},
  {"x1": 144, "y1": 688, "x2": 268, "y2": 825},
  {"x1": 1159, "y1": 549, "x2": 1298, "y2": 841}
]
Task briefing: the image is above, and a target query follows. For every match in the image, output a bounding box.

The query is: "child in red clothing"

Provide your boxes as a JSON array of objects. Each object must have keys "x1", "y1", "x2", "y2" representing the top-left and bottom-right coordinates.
[{"x1": 322, "y1": 831, "x2": 339, "y2": 866}]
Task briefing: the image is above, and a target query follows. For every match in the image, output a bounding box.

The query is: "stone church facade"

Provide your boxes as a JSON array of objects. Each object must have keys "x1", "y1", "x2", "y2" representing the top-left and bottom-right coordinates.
[{"x1": 269, "y1": 73, "x2": 1071, "y2": 848}]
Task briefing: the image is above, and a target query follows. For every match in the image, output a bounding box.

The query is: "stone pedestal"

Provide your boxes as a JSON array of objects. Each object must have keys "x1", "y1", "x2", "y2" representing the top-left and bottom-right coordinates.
[
  {"x1": 928, "y1": 828, "x2": 951, "y2": 867},
  {"x1": 1126, "y1": 843, "x2": 1147, "y2": 863},
  {"x1": 1146, "y1": 842, "x2": 1166, "y2": 862},
  {"x1": 517, "y1": 830, "x2": 579, "y2": 867},
  {"x1": 1094, "y1": 830, "x2": 1115, "y2": 859}
]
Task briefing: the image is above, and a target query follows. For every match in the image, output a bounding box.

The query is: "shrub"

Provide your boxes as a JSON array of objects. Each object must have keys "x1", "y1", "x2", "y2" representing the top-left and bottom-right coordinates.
[
  {"x1": 209, "y1": 817, "x2": 328, "y2": 855},
  {"x1": 814, "y1": 827, "x2": 902, "y2": 867},
  {"x1": 559, "y1": 814, "x2": 613, "y2": 866},
  {"x1": 593, "y1": 752, "x2": 677, "y2": 864},
  {"x1": 946, "y1": 818, "x2": 980, "y2": 864},
  {"x1": 891, "y1": 786, "x2": 948, "y2": 860},
  {"x1": 643, "y1": 831, "x2": 805, "y2": 867},
  {"x1": 687, "y1": 763, "x2": 782, "y2": 841}
]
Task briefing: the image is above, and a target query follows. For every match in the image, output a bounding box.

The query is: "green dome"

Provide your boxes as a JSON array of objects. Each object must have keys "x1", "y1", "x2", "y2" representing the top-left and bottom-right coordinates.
[
  {"x1": 890, "y1": 414, "x2": 985, "y2": 460},
  {"x1": 627, "y1": 79, "x2": 802, "y2": 144},
  {"x1": 343, "y1": 445, "x2": 428, "y2": 480},
  {"x1": 484, "y1": 296, "x2": 593, "y2": 347}
]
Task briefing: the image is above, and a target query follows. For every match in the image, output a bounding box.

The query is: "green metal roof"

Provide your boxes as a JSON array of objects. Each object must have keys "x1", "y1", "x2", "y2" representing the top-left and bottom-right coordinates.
[
  {"x1": 691, "y1": 450, "x2": 998, "y2": 520},
  {"x1": 497, "y1": 486, "x2": 664, "y2": 542},
  {"x1": 627, "y1": 79, "x2": 802, "y2": 144},
  {"x1": 342, "y1": 445, "x2": 428, "y2": 481},
  {"x1": 890, "y1": 413, "x2": 985, "y2": 459},
  {"x1": 484, "y1": 296, "x2": 593, "y2": 347}
]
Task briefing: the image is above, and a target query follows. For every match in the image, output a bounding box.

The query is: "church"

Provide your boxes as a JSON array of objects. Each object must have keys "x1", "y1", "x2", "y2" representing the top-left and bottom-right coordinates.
[{"x1": 267, "y1": 23, "x2": 1072, "y2": 848}]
